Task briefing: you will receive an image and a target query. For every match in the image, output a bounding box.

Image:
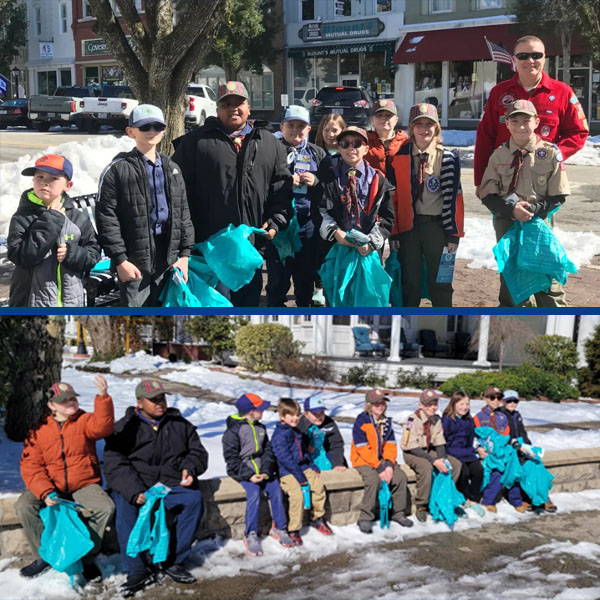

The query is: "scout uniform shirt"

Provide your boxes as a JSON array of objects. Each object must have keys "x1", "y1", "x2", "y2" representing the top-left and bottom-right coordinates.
[
  {"x1": 478, "y1": 136, "x2": 570, "y2": 207},
  {"x1": 400, "y1": 409, "x2": 446, "y2": 452},
  {"x1": 412, "y1": 139, "x2": 444, "y2": 216}
]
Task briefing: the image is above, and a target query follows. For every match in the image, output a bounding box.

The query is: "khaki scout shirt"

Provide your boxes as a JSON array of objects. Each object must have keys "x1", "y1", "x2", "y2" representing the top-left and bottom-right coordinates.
[
  {"x1": 478, "y1": 136, "x2": 570, "y2": 203},
  {"x1": 412, "y1": 139, "x2": 444, "y2": 216},
  {"x1": 400, "y1": 409, "x2": 446, "y2": 451}
]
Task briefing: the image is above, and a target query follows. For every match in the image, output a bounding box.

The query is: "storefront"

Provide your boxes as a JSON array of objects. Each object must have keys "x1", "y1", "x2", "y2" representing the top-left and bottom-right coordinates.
[{"x1": 76, "y1": 38, "x2": 129, "y2": 88}]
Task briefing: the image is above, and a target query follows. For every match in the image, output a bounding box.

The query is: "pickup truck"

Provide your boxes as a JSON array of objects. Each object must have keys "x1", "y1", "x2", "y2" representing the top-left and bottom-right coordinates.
[
  {"x1": 28, "y1": 86, "x2": 96, "y2": 131},
  {"x1": 78, "y1": 85, "x2": 139, "y2": 132},
  {"x1": 185, "y1": 84, "x2": 217, "y2": 128}
]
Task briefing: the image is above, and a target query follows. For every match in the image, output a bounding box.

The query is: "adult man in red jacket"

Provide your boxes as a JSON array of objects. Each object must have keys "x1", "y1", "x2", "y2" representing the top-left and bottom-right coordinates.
[{"x1": 474, "y1": 35, "x2": 588, "y2": 187}]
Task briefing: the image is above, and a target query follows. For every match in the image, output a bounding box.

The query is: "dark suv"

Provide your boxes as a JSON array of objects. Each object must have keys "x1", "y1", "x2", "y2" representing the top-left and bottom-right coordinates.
[
  {"x1": 309, "y1": 86, "x2": 374, "y2": 131},
  {"x1": 0, "y1": 98, "x2": 32, "y2": 129}
]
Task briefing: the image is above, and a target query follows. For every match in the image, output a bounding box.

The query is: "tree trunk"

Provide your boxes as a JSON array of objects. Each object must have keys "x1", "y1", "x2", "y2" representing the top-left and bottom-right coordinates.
[
  {"x1": 4, "y1": 316, "x2": 64, "y2": 442},
  {"x1": 78, "y1": 316, "x2": 123, "y2": 361},
  {"x1": 498, "y1": 340, "x2": 505, "y2": 372},
  {"x1": 560, "y1": 28, "x2": 572, "y2": 85}
]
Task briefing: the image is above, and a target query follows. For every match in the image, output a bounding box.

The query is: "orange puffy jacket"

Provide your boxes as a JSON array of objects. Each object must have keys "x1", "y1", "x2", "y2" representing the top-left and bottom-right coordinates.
[
  {"x1": 20, "y1": 394, "x2": 114, "y2": 500},
  {"x1": 351, "y1": 412, "x2": 397, "y2": 470},
  {"x1": 365, "y1": 129, "x2": 408, "y2": 178}
]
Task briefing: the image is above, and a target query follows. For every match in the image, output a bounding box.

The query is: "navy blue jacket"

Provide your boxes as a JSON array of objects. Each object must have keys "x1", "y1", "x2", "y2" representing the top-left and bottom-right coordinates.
[
  {"x1": 498, "y1": 407, "x2": 531, "y2": 445},
  {"x1": 442, "y1": 414, "x2": 478, "y2": 463},
  {"x1": 271, "y1": 422, "x2": 317, "y2": 484}
]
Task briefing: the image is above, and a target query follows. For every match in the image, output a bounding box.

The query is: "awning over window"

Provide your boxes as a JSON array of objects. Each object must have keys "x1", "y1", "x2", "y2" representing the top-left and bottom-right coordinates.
[{"x1": 393, "y1": 24, "x2": 583, "y2": 64}]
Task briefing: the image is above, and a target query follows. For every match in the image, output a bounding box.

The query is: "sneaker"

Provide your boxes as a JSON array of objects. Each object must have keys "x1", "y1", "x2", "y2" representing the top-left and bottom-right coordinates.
[
  {"x1": 269, "y1": 527, "x2": 294, "y2": 548},
  {"x1": 514, "y1": 504, "x2": 527, "y2": 514},
  {"x1": 312, "y1": 288, "x2": 326, "y2": 307},
  {"x1": 244, "y1": 531, "x2": 263, "y2": 557},
  {"x1": 455, "y1": 506, "x2": 468, "y2": 519},
  {"x1": 482, "y1": 505, "x2": 497, "y2": 513},
  {"x1": 120, "y1": 572, "x2": 155, "y2": 597},
  {"x1": 391, "y1": 516, "x2": 414, "y2": 528},
  {"x1": 311, "y1": 516, "x2": 333, "y2": 535},
  {"x1": 19, "y1": 559, "x2": 51, "y2": 579},
  {"x1": 466, "y1": 503, "x2": 486, "y2": 517},
  {"x1": 288, "y1": 531, "x2": 303, "y2": 546},
  {"x1": 82, "y1": 560, "x2": 102, "y2": 582},
  {"x1": 415, "y1": 507, "x2": 428, "y2": 522},
  {"x1": 164, "y1": 564, "x2": 196, "y2": 584},
  {"x1": 544, "y1": 499, "x2": 557, "y2": 513},
  {"x1": 358, "y1": 520, "x2": 373, "y2": 534}
]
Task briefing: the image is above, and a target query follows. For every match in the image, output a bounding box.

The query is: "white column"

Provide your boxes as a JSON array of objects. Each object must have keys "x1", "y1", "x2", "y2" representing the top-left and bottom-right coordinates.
[
  {"x1": 314, "y1": 315, "x2": 328, "y2": 356},
  {"x1": 281, "y1": 314, "x2": 293, "y2": 329},
  {"x1": 545, "y1": 314, "x2": 576, "y2": 338},
  {"x1": 441, "y1": 60, "x2": 449, "y2": 128},
  {"x1": 473, "y1": 315, "x2": 491, "y2": 367},
  {"x1": 388, "y1": 315, "x2": 402, "y2": 363},
  {"x1": 577, "y1": 315, "x2": 600, "y2": 367}
]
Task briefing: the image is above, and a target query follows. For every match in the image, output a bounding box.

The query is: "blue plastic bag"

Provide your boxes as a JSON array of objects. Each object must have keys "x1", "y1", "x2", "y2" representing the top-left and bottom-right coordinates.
[
  {"x1": 429, "y1": 466, "x2": 466, "y2": 527},
  {"x1": 126, "y1": 483, "x2": 171, "y2": 564},
  {"x1": 384, "y1": 251, "x2": 403, "y2": 307},
  {"x1": 272, "y1": 200, "x2": 302, "y2": 262},
  {"x1": 38, "y1": 494, "x2": 94, "y2": 576},
  {"x1": 318, "y1": 244, "x2": 392, "y2": 307},
  {"x1": 378, "y1": 481, "x2": 392, "y2": 529},
  {"x1": 197, "y1": 224, "x2": 266, "y2": 292},
  {"x1": 519, "y1": 447, "x2": 555, "y2": 506},
  {"x1": 307, "y1": 425, "x2": 332, "y2": 471}
]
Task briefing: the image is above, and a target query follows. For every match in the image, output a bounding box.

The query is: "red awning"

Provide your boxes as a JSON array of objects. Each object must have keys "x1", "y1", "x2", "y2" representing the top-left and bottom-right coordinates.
[{"x1": 393, "y1": 24, "x2": 583, "y2": 64}]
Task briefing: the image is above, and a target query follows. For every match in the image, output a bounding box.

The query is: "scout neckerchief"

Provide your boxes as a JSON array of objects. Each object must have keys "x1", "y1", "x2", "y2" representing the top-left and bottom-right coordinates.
[
  {"x1": 508, "y1": 147, "x2": 528, "y2": 195},
  {"x1": 372, "y1": 413, "x2": 388, "y2": 458},
  {"x1": 417, "y1": 152, "x2": 429, "y2": 200},
  {"x1": 417, "y1": 408, "x2": 432, "y2": 448},
  {"x1": 219, "y1": 121, "x2": 253, "y2": 153},
  {"x1": 135, "y1": 407, "x2": 162, "y2": 432},
  {"x1": 341, "y1": 168, "x2": 361, "y2": 228}
]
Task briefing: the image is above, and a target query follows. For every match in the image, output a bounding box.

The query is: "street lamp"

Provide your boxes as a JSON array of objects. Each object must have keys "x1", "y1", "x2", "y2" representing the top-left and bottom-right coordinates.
[{"x1": 11, "y1": 66, "x2": 21, "y2": 98}]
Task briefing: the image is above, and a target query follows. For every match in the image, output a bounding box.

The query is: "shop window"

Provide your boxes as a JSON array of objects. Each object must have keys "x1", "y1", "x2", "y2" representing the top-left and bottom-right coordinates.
[
  {"x1": 476, "y1": 0, "x2": 502, "y2": 8},
  {"x1": 377, "y1": 0, "x2": 392, "y2": 11},
  {"x1": 293, "y1": 56, "x2": 317, "y2": 108},
  {"x1": 415, "y1": 62, "x2": 442, "y2": 118},
  {"x1": 34, "y1": 5, "x2": 41, "y2": 36},
  {"x1": 82, "y1": 0, "x2": 93, "y2": 18},
  {"x1": 84, "y1": 66, "x2": 99, "y2": 86},
  {"x1": 59, "y1": 3, "x2": 68, "y2": 34},
  {"x1": 429, "y1": 0, "x2": 452, "y2": 13},
  {"x1": 315, "y1": 56, "x2": 338, "y2": 90},
  {"x1": 59, "y1": 69, "x2": 72, "y2": 87},
  {"x1": 362, "y1": 51, "x2": 393, "y2": 99},
  {"x1": 592, "y1": 69, "x2": 599, "y2": 121},
  {"x1": 37, "y1": 71, "x2": 57, "y2": 95},
  {"x1": 448, "y1": 60, "x2": 498, "y2": 119},
  {"x1": 301, "y1": 0, "x2": 314, "y2": 21},
  {"x1": 241, "y1": 68, "x2": 274, "y2": 111}
]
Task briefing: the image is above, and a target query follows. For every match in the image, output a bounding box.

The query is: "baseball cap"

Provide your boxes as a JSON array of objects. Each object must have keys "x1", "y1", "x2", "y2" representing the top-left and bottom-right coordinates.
[
  {"x1": 135, "y1": 378, "x2": 166, "y2": 399},
  {"x1": 218, "y1": 81, "x2": 249, "y2": 103},
  {"x1": 128, "y1": 104, "x2": 166, "y2": 128},
  {"x1": 282, "y1": 104, "x2": 310, "y2": 125},
  {"x1": 420, "y1": 389, "x2": 442, "y2": 406},
  {"x1": 365, "y1": 389, "x2": 389, "y2": 404},
  {"x1": 304, "y1": 396, "x2": 327, "y2": 413},
  {"x1": 506, "y1": 99, "x2": 537, "y2": 118},
  {"x1": 22, "y1": 154, "x2": 73, "y2": 181},
  {"x1": 236, "y1": 393, "x2": 271, "y2": 414},
  {"x1": 373, "y1": 99, "x2": 397, "y2": 116},
  {"x1": 485, "y1": 387, "x2": 504, "y2": 398},
  {"x1": 502, "y1": 389, "x2": 519, "y2": 401},
  {"x1": 337, "y1": 125, "x2": 369, "y2": 144},
  {"x1": 409, "y1": 103, "x2": 439, "y2": 124},
  {"x1": 48, "y1": 382, "x2": 79, "y2": 403}
]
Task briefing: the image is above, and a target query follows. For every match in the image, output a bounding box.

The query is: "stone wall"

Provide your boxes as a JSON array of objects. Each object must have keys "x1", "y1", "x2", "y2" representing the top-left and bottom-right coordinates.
[{"x1": 2, "y1": 447, "x2": 600, "y2": 557}]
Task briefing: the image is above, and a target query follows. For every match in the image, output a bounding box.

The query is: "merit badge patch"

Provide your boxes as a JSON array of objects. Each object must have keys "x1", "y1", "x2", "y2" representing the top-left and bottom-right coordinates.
[
  {"x1": 426, "y1": 175, "x2": 441, "y2": 193},
  {"x1": 570, "y1": 95, "x2": 579, "y2": 104},
  {"x1": 501, "y1": 94, "x2": 515, "y2": 107},
  {"x1": 536, "y1": 148, "x2": 547, "y2": 159},
  {"x1": 549, "y1": 95, "x2": 556, "y2": 102},
  {"x1": 540, "y1": 125, "x2": 551, "y2": 137},
  {"x1": 537, "y1": 175, "x2": 547, "y2": 185}
]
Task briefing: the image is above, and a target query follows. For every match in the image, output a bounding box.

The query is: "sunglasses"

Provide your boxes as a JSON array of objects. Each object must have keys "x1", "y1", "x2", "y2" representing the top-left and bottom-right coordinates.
[
  {"x1": 515, "y1": 52, "x2": 544, "y2": 61},
  {"x1": 504, "y1": 398, "x2": 519, "y2": 404},
  {"x1": 138, "y1": 123, "x2": 166, "y2": 132},
  {"x1": 339, "y1": 139, "x2": 367, "y2": 149},
  {"x1": 488, "y1": 395, "x2": 503, "y2": 400}
]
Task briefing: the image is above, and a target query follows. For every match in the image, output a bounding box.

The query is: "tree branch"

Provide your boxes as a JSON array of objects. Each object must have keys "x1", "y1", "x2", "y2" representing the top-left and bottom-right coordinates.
[{"x1": 115, "y1": 0, "x2": 151, "y2": 67}]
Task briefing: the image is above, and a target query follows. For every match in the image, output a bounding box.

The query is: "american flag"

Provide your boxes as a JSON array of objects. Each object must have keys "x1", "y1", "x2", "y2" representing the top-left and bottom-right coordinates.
[{"x1": 484, "y1": 37, "x2": 516, "y2": 71}]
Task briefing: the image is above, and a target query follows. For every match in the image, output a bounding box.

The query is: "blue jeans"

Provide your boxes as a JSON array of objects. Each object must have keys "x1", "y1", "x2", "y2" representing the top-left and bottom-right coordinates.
[
  {"x1": 240, "y1": 479, "x2": 287, "y2": 536},
  {"x1": 112, "y1": 486, "x2": 203, "y2": 575},
  {"x1": 481, "y1": 470, "x2": 523, "y2": 507}
]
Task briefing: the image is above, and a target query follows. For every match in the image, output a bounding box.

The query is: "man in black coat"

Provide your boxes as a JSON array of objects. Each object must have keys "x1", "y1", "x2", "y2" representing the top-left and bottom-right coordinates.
[
  {"x1": 103, "y1": 379, "x2": 208, "y2": 597},
  {"x1": 172, "y1": 81, "x2": 293, "y2": 307}
]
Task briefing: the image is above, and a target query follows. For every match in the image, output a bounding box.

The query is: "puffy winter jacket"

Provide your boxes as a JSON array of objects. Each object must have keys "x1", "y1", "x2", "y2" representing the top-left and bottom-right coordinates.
[
  {"x1": 270, "y1": 422, "x2": 316, "y2": 484},
  {"x1": 498, "y1": 407, "x2": 531, "y2": 445},
  {"x1": 365, "y1": 129, "x2": 408, "y2": 178},
  {"x1": 222, "y1": 414, "x2": 277, "y2": 481},
  {"x1": 441, "y1": 414, "x2": 478, "y2": 462},
  {"x1": 95, "y1": 148, "x2": 194, "y2": 273},
  {"x1": 20, "y1": 394, "x2": 114, "y2": 500},
  {"x1": 473, "y1": 406, "x2": 509, "y2": 436},
  {"x1": 297, "y1": 414, "x2": 347, "y2": 468},
  {"x1": 103, "y1": 406, "x2": 208, "y2": 504},
  {"x1": 351, "y1": 411, "x2": 397, "y2": 472},
  {"x1": 8, "y1": 190, "x2": 101, "y2": 307},
  {"x1": 172, "y1": 117, "x2": 293, "y2": 244}
]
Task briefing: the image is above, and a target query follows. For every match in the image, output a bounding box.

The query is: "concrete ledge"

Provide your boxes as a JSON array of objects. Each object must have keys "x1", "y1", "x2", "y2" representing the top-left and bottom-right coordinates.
[{"x1": 2, "y1": 448, "x2": 600, "y2": 557}]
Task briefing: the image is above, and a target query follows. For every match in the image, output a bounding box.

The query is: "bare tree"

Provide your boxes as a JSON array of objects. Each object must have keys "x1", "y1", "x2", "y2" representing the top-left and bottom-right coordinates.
[
  {"x1": 87, "y1": 0, "x2": 227, "y2": 153},
  {"x1": 79, "y1": 315, "x2": 124, "y2": 360}
]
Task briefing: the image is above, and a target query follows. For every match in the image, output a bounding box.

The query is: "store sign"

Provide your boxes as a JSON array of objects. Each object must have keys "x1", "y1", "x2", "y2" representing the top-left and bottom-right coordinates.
[
  {"x1": 299, "y1": 19, "x2": 384, "y2": 42},
  {"x1": 40, "y1": 43, "x2": 54, "y2": 59},
  {"x1": 83, "y1": 36, "x2": 133, "y2": 57}
]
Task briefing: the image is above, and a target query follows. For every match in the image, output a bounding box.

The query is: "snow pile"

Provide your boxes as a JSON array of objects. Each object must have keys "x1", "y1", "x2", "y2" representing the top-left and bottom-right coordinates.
[{"x1": 83, "y1": 350, "x2": 190, "y2": 375}]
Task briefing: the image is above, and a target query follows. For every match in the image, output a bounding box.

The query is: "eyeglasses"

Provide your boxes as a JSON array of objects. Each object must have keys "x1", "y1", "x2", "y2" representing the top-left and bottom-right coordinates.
[
  {"x1": 339, "y1": 139, "x2": 366, "y2": 149},
  {"x1": 504, "y1": 398, "x2": 519, "y2": 404},
  {"x1": 488, "y1": 395, "x2": 503, "y2": 400},
  {"x1": 515, "y1": 52, "x2": 544, "y2": 61},
  {"x1": 138, "y1": 123, "x2": 166, "y2": 132}
]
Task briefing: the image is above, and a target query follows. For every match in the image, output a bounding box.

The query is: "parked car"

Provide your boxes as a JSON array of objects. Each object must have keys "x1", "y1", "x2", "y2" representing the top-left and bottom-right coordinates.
[
  {"x1": 0, "y1": 98, "x2": 32, "y2": 129},
  {"x1": 294, "y1": 87, "x2": 318, "y2": 109},
  {"x1": 78, "y1": 85, "x2": 138, "y2": 132},
  {"x1": 185, "y1": 84, "x2": 217, "y2": 128},
  {"x1": 28, "y1": 86, "x2": 96, "y2": 131},
  {"x1": 309, "y1": 86, "x2": 374, "y2": 131}
]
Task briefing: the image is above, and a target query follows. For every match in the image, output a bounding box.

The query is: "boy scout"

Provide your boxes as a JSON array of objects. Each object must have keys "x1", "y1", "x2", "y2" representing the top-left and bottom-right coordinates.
[
  {"x1": 401, "y1": 389, "x2": 461, "y2": 522},
  {"x1": 477, "y1": 99, "x2": 570, "y2": 307}
]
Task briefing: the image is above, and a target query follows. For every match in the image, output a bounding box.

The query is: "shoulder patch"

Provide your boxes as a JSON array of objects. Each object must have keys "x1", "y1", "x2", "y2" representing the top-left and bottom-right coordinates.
[{"x1": 570, "y1": 95, "x2": 579, "y2": 105}]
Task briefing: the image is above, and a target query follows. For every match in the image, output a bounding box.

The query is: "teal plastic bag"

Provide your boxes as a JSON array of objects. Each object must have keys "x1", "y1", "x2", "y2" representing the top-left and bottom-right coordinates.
[
  {"x1": 272, "y1": 201, "x2": 302, "y2": 262},
  {"x1": 384, "y1": 251, "x2": 403, "y2": 307},
  {"x1": 38, "y1": 495, "x2": 94, "y2": 576},
  {"x1": 197, "y1": 224, "x2": 266, "y2": 292},
  {"x1": 189, "y1": 254, "x2": 219, "y2": 288},
  {"x1": 126, "y1": 483, "x2": 171, "y2": 565},
  {"x1": 159, "y1": 267, "x2": 202, "y2": 307},
  {"x1": 474, "y1": 426, "x2": 513, "y2": 490},
  {"x1": 519, "y1": 445, "x2": 555, "y2": 506},
  {"x1": 429, "y1": 467, "x2": 466, "y2": 527},
  {"x1": 90, "y1": 257, "x2": 111, "y2": 272},
  {"x1": 378, "y1": 481, "x2": 392, "y2": 529},
  {"x1": 307, "y1": 424, "x2": 332, "y2": 471},
  {"x1": 318, "y1": 244, "x2": 392, "y2": 307}
]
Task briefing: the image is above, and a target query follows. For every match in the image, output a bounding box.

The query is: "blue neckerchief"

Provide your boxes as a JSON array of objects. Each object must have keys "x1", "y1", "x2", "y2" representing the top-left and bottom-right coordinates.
[
  {"x1": 217, "y1": 120, "x2": 253, "y2": 138},
  {"x1": 135, "y1": 407, "x2": 162, "y2": 429}
]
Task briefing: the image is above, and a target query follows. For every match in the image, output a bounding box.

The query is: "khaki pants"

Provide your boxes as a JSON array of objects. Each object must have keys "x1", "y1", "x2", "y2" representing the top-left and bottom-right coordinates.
[
  {"x1": 403, "y1": 451, "x2": 461, "y2": 507},
  {"x1": 493, "y1": 214, "x2": 567, "y2": 307},
  {"x1": 279, "y1": 469, "x2": 326, "y2": 532},
  {"x1": 355, "y1": 464, "x2": 410, "y2": 522},
  {"x1": 14, "y1": 484, "x2": 115, "y2": 560}
]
